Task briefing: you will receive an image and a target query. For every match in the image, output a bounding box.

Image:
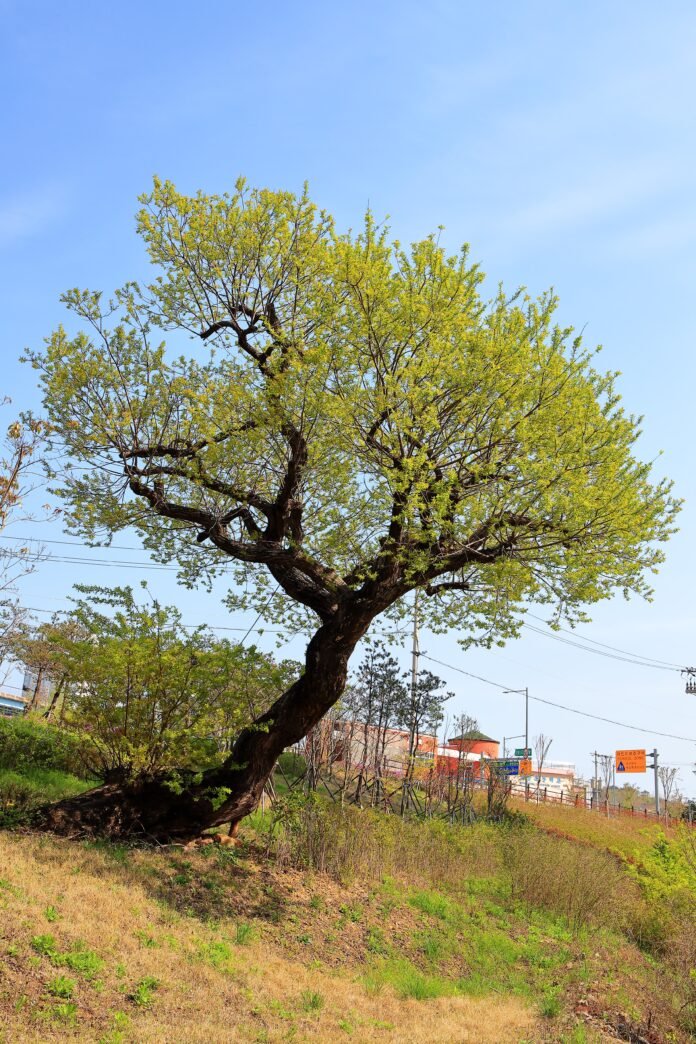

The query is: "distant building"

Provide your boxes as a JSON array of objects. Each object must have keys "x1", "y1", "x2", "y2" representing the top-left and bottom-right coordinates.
[
  {"x1": 332, "y1": 720, "x2": 437, "y2": 775},
  {"x1": 0, "y1": 691, "x2": 28, "y2": 717},
  {"x1": 511, "y1": 760, "x2": 576, "y2": 800},
  {"x1": 21, "y1": 668, "x2": 56, "y2": 712},
  {"x1": 444, "y1": 730, "x2": 500, "y2": 759}
]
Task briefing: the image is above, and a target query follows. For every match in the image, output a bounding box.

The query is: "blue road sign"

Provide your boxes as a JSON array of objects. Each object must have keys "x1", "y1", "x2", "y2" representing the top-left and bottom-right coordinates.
[{"x1": 490, "y1": 759, "x2": 520, "y2": 776}]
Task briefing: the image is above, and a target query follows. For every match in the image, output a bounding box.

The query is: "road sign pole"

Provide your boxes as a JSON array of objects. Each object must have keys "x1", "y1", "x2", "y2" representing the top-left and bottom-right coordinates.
[{"x1": 524, "y1": 687, "x2": 529, "y2": 758}]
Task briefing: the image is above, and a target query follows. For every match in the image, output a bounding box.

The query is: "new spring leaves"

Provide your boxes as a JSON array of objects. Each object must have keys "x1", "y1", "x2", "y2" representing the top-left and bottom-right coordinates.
[{"x1": 29, "y1": 178, "x2": 677, "y2": 646}]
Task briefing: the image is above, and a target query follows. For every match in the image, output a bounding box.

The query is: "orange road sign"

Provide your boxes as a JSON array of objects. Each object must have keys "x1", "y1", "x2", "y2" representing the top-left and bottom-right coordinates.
[
  {"x1": 519, "y1": 759, "x2": 533, "y2": 775},
  {"x1": 615, "y1": 749, "x2": 646, "y2": 773}
]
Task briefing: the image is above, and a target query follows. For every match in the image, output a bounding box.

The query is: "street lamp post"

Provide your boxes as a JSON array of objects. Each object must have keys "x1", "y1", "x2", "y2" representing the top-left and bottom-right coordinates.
[
  {"x1": 503, "y1": 688, "x2": 529, "y2": 755},
  {"x1": 503, "y1": 734, "x2": 525, "y2": 758}
]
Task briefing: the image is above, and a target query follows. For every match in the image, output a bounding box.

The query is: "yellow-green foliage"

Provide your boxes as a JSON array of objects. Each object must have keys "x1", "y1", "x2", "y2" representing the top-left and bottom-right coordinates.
[
  {"x1": 45, "y1": 584, "x2": 297, "y2": 779},
  {"x1": 28, "y1": 178, "x2": 677, "y2": 644},
  {"x1": 627, "y1": 829, "x2": 696, "y2": 925}
]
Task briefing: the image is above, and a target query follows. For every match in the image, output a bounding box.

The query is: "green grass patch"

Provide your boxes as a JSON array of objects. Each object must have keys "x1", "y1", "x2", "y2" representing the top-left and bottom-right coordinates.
[
  {"x1": 128, "y1": 976, "x2": 159, "y2": 1006},
  {"x1": 31, "y1": 933, "x2": 103, "y2": 979},
  {"x1": 407, "y1": 889, "x2": 457, "y2": 921},
  {"x1": 365, "y1": 957, "x2": 454, "y2": 1000},
  {"x1": 46, "y1": 975, "x2": 76, "y2": 999}
]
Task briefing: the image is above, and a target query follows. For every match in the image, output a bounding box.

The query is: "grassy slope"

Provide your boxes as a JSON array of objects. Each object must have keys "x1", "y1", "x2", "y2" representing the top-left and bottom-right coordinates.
[
  {"x1": 0, "y1": 800, "x2": 689, "y2": 1044},
  {"x1": 0, "y1": 831, "x2": 538, "y2": 1044},
  {"x1": 509, "y1": 797, "x2": 671, "y2": 860}
]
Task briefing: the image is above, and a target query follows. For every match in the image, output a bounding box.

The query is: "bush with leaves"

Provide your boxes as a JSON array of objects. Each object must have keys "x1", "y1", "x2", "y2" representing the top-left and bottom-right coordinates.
[
  {"x1": 43, "y1": 585, "x2": 298, "y2": 781},
  {"x1": 0, "y1": 716, "x2": 87, "y2": 777}
]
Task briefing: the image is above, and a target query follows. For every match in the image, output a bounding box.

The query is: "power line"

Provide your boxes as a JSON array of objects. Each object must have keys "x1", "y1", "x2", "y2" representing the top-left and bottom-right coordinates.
[
  {"x1": 20, "y1": 605, "x2": 286, "y2": 635},
  {"x1": 4, "y1": 534, "x2": 692, "y2": 672},
  {"x1": 420, "y1": 652, "x2": 696, "y2": 744},
  {"x1": 0, "y1": 534, "x2": 147, "y2": 553},
  {"x1": 525, "y1": 612, "x2": 684, "y2": 670},
  {"x1": 522, "y1": 622, "x2": 682, "y2": 672}
]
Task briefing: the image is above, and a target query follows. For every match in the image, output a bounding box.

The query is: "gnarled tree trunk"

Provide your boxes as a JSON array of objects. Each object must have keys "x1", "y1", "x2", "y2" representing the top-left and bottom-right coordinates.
[{"x1": 37, "y1": 607, "x2": 374, "y2": 841}]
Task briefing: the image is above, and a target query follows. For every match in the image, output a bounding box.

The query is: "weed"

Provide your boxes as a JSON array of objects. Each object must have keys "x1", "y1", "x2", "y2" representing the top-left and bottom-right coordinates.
[
  {"x1": 415, "y1": 930, "x2": 446, "y2": 961},
  {"x1": 31, "y1": 933, "x2": 58, "y2": 957},
  {"x1": 135, "y1": 929, "x2": 159, "y2": 948},
  {"x1": 338, "y1": 902, "x2": 363, "y2": 923},
  {"x1": 83, "y1": 839, "x2": 131, "y2": 865},
  {"x1": 62, "y1": 942, "x2": 104, "y2": 979},
  {"x1": 309, "y1": 893, "x2": 324, "y2": 911},
  {"x1": 31, "y1": 933, "x2": 103, "y2": 979},
  {"x1": 365, "y1": 958, "x2": 452, "y2": 1000},
  {"x1": 366, "y1": 925, "x2": 389, "y2": 955},
  {"x1": 300, "y1": 989, "x2": 325, "y2": 1012},
  {"x1": 49, "y1": 1001, "x2": 78, "y2": 1024},
  {"x1": 44, "y1": 904, "x2": 59, "y2": 922},
  {"x1": 197, "y1": 938, "x2": 235, "y2": 970},
  {"x1": 129, "y1": 975, "x2": 160, "y2": 1006},
  {"x1": 539, "y1": 988, "x2": 561, "y2": 1018},
  {"x1": 408, "y1": 890, "x2": 453, "y2": 921},
  {"x1": 46, "y1": 975, "x2": 76, "y2": 999},
  {"x1": 235, "y1": 920, "x2": 254, "y2": 945}
]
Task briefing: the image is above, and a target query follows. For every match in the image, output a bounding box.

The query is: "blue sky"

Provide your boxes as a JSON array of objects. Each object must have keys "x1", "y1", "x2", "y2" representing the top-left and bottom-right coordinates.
[{"x1": 2, "y1": 0, "x2": 696, "y2": 793}]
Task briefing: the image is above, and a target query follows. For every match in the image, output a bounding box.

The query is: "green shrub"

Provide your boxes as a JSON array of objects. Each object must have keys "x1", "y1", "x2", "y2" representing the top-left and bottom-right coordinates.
[
  {"x1": 0, "y1": 775, "x2": 38, "y2": 826},
  {"x1": 0, "y1": 716, "x2": 88, "y2": 777}
]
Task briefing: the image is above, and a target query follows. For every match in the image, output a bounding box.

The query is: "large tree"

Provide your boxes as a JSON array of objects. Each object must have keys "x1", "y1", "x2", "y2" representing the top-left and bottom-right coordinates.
[{"x1": 28, "y1": 179, "x2": 677, "y2": 839}]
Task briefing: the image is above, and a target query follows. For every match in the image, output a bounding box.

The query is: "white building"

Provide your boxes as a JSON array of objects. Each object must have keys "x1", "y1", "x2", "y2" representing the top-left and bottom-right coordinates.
[{"x1": 510, "y1": 760, "x2": 576, "y2": 800}]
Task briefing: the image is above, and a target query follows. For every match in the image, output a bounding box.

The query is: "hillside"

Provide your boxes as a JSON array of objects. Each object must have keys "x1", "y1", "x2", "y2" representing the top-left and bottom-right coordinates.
[{"x1": 1, "y1": 795, "x2": 694, "y2": 1043}]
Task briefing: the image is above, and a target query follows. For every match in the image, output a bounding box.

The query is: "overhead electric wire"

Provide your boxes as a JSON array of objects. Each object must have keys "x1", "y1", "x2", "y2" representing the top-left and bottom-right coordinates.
[
  {"x1": 0, "y1": 534, "x2": 147, "y2": 553},
  {"x1": 522, "y1": 622, "x2": 681, "y2": 672},
  {"x1": 22, "y1": 554, "x2": 179, "y2": 572},
  {"x1": 3, "y1": 535, "x2": 693, "y2": 679},
  {"x1": 20, "y1": 605, "x2": 286, "y2": 636},
  {"x1": 525, "y1": 612, "x2": 684, "y2": 670},
  {"x1": 420, "y1": 652, "x2": 696, "y2": 744}
]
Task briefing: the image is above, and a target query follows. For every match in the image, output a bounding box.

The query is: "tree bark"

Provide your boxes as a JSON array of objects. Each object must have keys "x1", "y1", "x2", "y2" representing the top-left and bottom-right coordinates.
[{"x1": 36, "y1": 606, "x2": 375, "y2": 842}]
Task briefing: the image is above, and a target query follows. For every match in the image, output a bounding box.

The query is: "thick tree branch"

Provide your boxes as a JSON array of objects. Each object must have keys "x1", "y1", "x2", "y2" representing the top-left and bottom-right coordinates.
[{"x1": 126, "y1": 476, "x2": 346, "y2": 620}]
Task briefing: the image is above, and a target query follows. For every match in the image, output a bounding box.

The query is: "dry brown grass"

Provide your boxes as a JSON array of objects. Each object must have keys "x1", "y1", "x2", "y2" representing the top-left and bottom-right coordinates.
[{"x1": 0, "y1": 831, "x2": 537, "y2": 1043}]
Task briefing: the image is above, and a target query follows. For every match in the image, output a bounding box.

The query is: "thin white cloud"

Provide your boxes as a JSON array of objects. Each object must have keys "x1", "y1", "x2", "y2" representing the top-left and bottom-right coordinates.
[
  {"x1": 496, "y1": 161, "x2": 680, "y2": 240},
  {"x1": 608, "y1": 213, "x2": 696, "y2": 260},
  {"x1": 0, "y1": 184, "x2": 68, "y2": 250}
]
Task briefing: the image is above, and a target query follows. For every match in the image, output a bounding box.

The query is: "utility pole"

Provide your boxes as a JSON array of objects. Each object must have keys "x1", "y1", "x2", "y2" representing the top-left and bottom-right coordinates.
[
  {"x1": 591, "y1": 751, "x2": 599, "y2": 808},
  {"x1": 648, "y1": 748, "x2": 660, "y2": 815},
  {"x1": 410, "y1": 590, "x2": 419, "y2": 720},
  {"x1": 401, "y1": 590, "x2": 420, "y2": 817}
]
